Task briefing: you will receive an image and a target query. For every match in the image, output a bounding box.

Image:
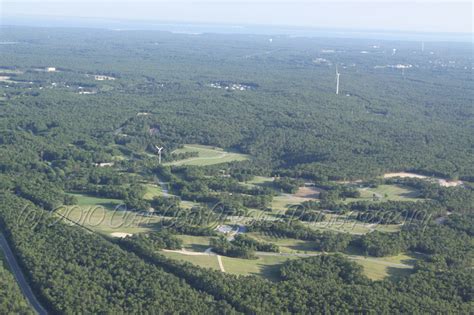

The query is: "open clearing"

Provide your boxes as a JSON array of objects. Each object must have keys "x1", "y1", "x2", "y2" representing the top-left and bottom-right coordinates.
[
  {"x1": 176, "y1": 235, "x2": 212, "y2": 252},
  {"x1": 221, "y1": 255, "x2": 297, "y2": 280},
  {"x1": 160, "y1": 251, "x2": 221, "y2": 270},
  {"x1": 353, "y1": 257, "x2": 413, "y2": 280},
  {"x1": 294, "y1": 186, "x2": 321, "y2": 198},
  {"x1": 59, "y1": 193, "x2": 162, "y2": 234},
  {"x1": 167, "y1": 144, "x2": 249, "y2": 166},
  {"x1": 272, "y1": 194, "x2": 314, "y2": 211},
  {"x1": 143, "y1": 184, "x2": 163, "y2": 200},
  {"x1": 383, "y1": 172, "x2": 463, "y2": 187},
  {"x1": 161, "y1": 239, "x2": 414, "y2": 281},
  {"x1": 352, "y1": 184, "x2": 422, "y2": 202},
  {"x1": 248, "y1": 233, "x2": 320, "y2": 254},
  {"x1": 71, "y1": 193, "x2": 123, "y2": 209}
]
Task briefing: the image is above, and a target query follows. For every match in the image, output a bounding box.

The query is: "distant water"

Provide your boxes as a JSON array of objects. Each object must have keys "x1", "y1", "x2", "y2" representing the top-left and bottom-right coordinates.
[{"x1": 2, "y1": 16, "x2": 472, "y2": 43}]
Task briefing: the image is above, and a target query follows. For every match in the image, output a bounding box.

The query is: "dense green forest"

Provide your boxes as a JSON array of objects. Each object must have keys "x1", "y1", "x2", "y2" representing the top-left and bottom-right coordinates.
[
  {"x1": 0, "y1": 26, "x2": 472, "y2": 313},
  {"x1": 0, "y1": 253, "x2": 33, "y2": 314},
  {"x1": 0, "y1": 193, "x2": 231, "y2": 313},
  {"x1": 0, "y1": 26, "x2": 472, "y2": 180}
]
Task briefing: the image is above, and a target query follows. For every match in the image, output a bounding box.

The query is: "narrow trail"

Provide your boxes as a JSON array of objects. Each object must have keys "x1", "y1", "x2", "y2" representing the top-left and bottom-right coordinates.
[
  {"x1": 216, "y1": 255, "x2": 225, "y2": 272},
  {"x1": 0, "y1": 232, "x2": 48, "y2": 315}
]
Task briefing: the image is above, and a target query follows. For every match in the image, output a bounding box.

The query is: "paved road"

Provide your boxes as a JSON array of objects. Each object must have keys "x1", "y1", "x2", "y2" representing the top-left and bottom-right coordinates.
[{"x1": 0, "y1": 233, "x2": 48, "y2": 315}]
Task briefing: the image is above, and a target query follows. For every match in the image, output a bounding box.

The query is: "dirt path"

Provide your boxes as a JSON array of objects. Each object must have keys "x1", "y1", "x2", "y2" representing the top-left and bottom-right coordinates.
[{"x1": 216, "y1": 255, "x2": 225, "y2": 272}]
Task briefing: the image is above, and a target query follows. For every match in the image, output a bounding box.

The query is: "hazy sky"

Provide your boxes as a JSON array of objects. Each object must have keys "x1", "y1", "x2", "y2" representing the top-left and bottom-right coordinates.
[{"x1": 1, "y1": 0, "x2": 472, "y2": 33}]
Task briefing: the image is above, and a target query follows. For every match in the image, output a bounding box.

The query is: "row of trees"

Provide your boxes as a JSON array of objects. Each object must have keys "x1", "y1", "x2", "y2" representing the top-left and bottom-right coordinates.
[{"x1": 210, "y1": 234, "x2": 279, "y2": 259}]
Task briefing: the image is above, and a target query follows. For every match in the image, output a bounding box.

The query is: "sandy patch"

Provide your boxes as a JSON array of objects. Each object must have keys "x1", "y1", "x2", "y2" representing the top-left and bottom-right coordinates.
[
  {"x1": 383, "y1": 172, "x2": 427, "y2": 179},
  {"x1": 437, "y1": 179, "x2": 463, "y2": 187},
  {"x1": 110, "y1": 232, "x2": 133, "y2": 238},
  {"x1": 294, "y1": 186, "x2": 321, "y2": 199},
  {"x1": 384, "y1": 172, "x2": 463, "y2": 187}
]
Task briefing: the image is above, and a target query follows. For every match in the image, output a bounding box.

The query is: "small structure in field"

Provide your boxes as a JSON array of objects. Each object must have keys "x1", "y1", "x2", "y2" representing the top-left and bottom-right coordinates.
[{"x1": 46, "y1": 67, "x2": 56, "y2": 72}]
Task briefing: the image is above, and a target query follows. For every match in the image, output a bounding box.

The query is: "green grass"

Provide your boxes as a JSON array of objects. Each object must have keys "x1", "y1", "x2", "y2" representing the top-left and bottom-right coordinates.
[
  {"x1": 247, "y1": 233, "x2": 320, "y2": 254},
  {"x1": 160, "y1": 252, "x2": 221, "y2": 270},
  {"x1": 348, "y1": 253, "x2": 416, "y2": 281},
  {"x1": 221, "y1": 255, "x2": 297, "y2": 281},
  {"x1": 143, "y1": 184, "x2": 163, "y2": 201},
  {"x1": 71, "y1": 193, "x2": 123, "y2": 209},
  {"x1": 353, "y1": 259, "x2": 412, "y2": 280},
  {"x1": 271, "y1": 194, "x2": 311, "y2": 211},
  {"x1": 175, "y1": 235, "x2": 212, "y2": 252},
  {"x1": 166, "y1": 144, "x2": 249, "y2": 166},
  {"x1": 246, "y1": 176, "x2": 274, "y2": 185},
  {"x1": 345, "y1": 184, "x2": 422, "y2": 203},
  {"x1": 61, "y1": 193, "x2": 162, "y2": 235}
]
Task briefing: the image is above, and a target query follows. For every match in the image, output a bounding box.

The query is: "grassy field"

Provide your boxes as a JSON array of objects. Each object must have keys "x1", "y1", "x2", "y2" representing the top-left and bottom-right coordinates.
[
  {"x1": 175, "y1": 235, "x2": 212, "y2": 252},
  {"x1": 71, "y1": 193, "x2": 123, "y2": 209},
  {"x1": 347, "y1": 253, "x2": 416, "y2": 280},
  {"x1": 247, "y1": 176, "x2": 274, "y2": 185},
  {"x1": 60, "y1": 193, "x2": 162, "y2": 235},
  {"x1": 247, "y1": 232, "x2": 320, "y2": 253},
  {"x1": 167, "y1": 144, "x2": 249, "y2": 166},
  {"x1": 345, "y1": 184, "x2": 422, "y2": 203},
  {"x1": 353, "y1": 258, "x2": 413, "y2": 280},
  {"x1": 159, "y1": 231, "x2": 416, "y2": 281},
  {"x1": 143, "y1": 184, "x2": 163, "y2": 201},
  {"x1": 307, "y1": 218, "x2": 401, "y2": 235},
  {"x1": 221, "y1": 255, "x2": 297, "y2": 280},
  {"x1": 160, "y1": 252, "x2": 221, "y2": 270}
]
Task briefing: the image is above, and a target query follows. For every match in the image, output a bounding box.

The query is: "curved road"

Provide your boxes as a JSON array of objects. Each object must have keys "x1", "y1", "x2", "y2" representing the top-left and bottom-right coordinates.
[{"x1": 0, "y1": 232, "x2": 48, "y2": 315}]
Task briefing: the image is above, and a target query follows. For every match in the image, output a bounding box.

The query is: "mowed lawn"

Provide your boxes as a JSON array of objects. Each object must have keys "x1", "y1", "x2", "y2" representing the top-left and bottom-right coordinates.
[
  {"x1": 59, "y1": 193, "x2": 162, "y2": 235},
  {"x1": 160, "y1": 252, "x2": 221, "y2": 271},
  {"x1": 221, "y1": 255, "x2": 297, "y2": 281},
  {"x1": 143, "y1": 184, "x2": 163, "y2": 201},
  {"x1": 159, "y1": 231, "x2": 416, "y2": 281},
  {"x1": 71, "y1": 193, "x2": 123, "y2": 209},
  {"x1": 247, "y1": 232, "x2": 320, "y2": 254},
  {"x1": 350, "y1": 184, "x2": 422, "y2": 202},
  {"x1": 176, "y1": 235, "x2": 212, "y2": 252},
  {"x1": 166, "y1": 144, "x2": 249, "y2": 166},
  {"x1": 348, "y1": 253, "x2": 416, "y2": 281}
]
